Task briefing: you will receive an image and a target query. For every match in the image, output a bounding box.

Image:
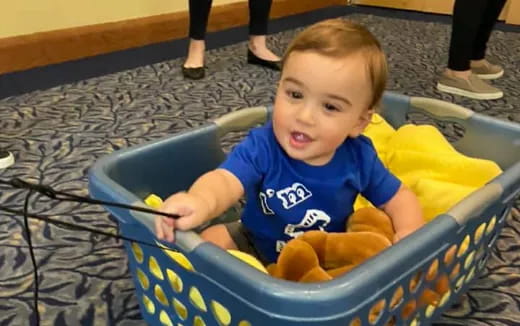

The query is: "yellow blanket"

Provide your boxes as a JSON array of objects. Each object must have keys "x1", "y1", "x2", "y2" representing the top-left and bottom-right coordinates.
[{"x1": 354, "y1": 114, "x2": 502, "y2": 222}]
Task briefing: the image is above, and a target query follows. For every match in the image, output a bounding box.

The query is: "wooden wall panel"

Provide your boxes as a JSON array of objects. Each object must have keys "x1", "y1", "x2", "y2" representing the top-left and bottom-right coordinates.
[{"x1": 0, "y1": 0, "x2": 344, "y2": 75}]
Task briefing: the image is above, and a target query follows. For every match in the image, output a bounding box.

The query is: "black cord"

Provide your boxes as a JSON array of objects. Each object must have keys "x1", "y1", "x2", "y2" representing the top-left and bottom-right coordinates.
[
  {"x1": 0, "y1": 205, "x2": 178, "y2": 250},
  {"x1": 0, "y1": 178, "x2": 180, "y2": 220},
  {"x1": 23, "y1": 189, "x2": 40, "y2": 326},
  {"x1": 0, "y1": 177, "x2": 185, "y2": 325}
]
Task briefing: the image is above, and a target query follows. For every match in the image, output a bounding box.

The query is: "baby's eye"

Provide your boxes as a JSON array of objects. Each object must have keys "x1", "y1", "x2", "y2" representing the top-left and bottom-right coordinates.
[
  {"x1": 324, "y1": 103, "x2": 340, "y2": 112},
  {"x1": 287, "y1": 90, "x2": 303, "y2": 99}
]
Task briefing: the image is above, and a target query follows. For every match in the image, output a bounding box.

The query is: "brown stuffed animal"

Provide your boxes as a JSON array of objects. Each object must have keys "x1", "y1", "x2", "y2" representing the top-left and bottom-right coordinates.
[
  {"x1": 267, "y1": 207, "x2": 452, "y2": 321},
  {"x1": 267, "y1": 207, "x2": 394, "y2": 281}
]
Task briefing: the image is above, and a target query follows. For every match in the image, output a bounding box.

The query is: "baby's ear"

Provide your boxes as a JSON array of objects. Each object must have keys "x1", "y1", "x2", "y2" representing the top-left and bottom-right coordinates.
[{"x1": 349, "y1": 108, "x2": 375, "y2": 137}]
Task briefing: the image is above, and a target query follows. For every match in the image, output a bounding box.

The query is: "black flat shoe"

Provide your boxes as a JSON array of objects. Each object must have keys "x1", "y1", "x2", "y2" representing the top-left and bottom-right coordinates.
[
  {"x1": 182, "y1": 66, "x2": 205, "y2": 80},
  {"x1": 247, "y1": 49, "x2": 281, "y2": 71}
]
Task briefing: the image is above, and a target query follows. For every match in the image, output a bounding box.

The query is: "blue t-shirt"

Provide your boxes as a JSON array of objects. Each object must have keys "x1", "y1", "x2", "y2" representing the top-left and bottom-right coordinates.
[{"x1": 219, "y1": 121, "x2": 401, "y2": 263}]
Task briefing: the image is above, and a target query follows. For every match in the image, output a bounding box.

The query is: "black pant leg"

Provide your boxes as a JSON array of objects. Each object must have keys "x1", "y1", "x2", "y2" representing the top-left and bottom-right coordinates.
[
  {"x1": 189, "y1": 0, "x2": 213, "y2": 40},
  {"x1": 248, "y1": 0, "x2": 273, "y2": 35},
  {"x1": 471, "y1": 0, "x2": 507, "y2": 60},
  {"x1": 447, "y1": 0, "x2": 489, "y2": 71}
]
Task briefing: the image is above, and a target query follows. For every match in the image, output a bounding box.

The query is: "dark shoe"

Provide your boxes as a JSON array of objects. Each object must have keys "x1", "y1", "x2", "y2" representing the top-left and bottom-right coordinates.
[
  {"x1": 182, "y1": 66, "x2": 205, "y2": 80},
  {"x1": 247, "y1": 49, "x2": 281, "y2": 71},
  {"x1": 0, "y1": 149, "x2": 14, "y2": 169}
]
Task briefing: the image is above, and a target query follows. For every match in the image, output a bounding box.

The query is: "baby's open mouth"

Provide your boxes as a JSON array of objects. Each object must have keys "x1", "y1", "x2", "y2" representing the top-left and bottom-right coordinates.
[{"x1": 290, "y1": 131, "x2": 313, "y2": 148}]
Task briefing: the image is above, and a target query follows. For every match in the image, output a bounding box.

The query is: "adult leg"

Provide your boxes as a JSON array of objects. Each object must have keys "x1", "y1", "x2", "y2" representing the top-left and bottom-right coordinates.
[
  {"x1": 183, "y1": 0, "x2": 213, "y2": 79},
  {"x1": 470, "y1": 0, "x2": 507, "y2": 79},
  {"x1": 247, "y1": 0, "x2": 280, "y2": 67},
  {"x1": 447, "y1": 0, "x2": 488, "y2": 72},
  {"x1": 437, "y1": 0, "x2": 503, "y2": 100}
]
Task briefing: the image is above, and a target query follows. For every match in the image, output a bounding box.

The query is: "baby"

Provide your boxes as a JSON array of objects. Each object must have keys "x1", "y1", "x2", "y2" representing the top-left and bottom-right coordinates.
[{"x1": 155, "y1": 18, "x2": 424, "y2": 264}]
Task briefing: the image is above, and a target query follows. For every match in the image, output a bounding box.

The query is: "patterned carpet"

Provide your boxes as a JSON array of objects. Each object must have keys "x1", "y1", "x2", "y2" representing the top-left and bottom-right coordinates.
[{"x1": 0, "y1": 8, "x2": 519, "y2": 326}]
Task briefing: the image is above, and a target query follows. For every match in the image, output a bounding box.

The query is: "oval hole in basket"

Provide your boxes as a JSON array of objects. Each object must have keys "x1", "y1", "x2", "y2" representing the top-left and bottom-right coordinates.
[
  {"x1": 465, "y1": 267, "x2": 476, "y2": 284},
  {"x1": 164, "y1": 250, "x2": 195, "y2": 271},
  {"x1": 410, "y1": 314, "x2": 421, "y2": 326},
  {"x1": 457, "y1": 236, "x2": 471, "y2": 257},
  {"x1": 426, "y1": 259, "x2": 439, "y2": 281},
  {"x1": 464, "y1": 251, "x2": 475, "y2": 270},
  {"x1": 173, "y1": 298, "x2": 188, "y2": 321},
  {"x1": 193, "y1": 315, "x2": 206, "y2": 326},
  {"x1": 189, "y1": 287, "x2": 207, "y2": 312},
  {"x1": 401, "y1": 300, "x2": 417, "y2": 320},
  {"x1": 159, "y1": 310, "x2": 173, "y2": 326},
  {"x1": 478, "y1": 252, "x2": 489, "y2": 269},
  {"x1": 142, "y1": 295, "x2": 155, "y2": 314},
  {"x1": 474, "y1": 223, "x2": 487, "y2": 244},
  {"x1": 450, "y1": 263, "x2": 461, "y2": 280},
  {"x1": 409, "y1": 272, "x2": 423, "y2": 293},
  {"x1": 487, "y1": 232, "x2": 499, "y2": 249},
  {"x1": 485, "y1": 217, "x2": 497, "y2": 235},
  {"x1": 132, "y1": 243, "x2": 144, "y2": 263},
  {"x1": 455, "y1": 276, "x2": 465, "y2": 292},
  {"x1": 149, "y1": 256, "x2": 164, "y2": 280},
  {"x1": 439, "y1": 290, "x2": 452, "y2": 307},
  {"x1": 384, "y1": 315, "x2": 396, "y2": 326},
  {"x1": 390, "y1": 286, "x2": 404, "y2": 310},
  {"x1": 154, "y1": 284, "x2": 169, "y2": 306},
  {"x1": 211, "y1": 301, "x2": 231, "y2": 326},
  {"x1": 166, "y1": 269, "x2": 183, "y2": 293},
  {"x1": 444, "y1": 245, "x2": 457, "y2": 266},
  {"x1": 137, "y1": 268, "x2": 150, "y2": 290},
  {"x1": 369, "y1": 299, "x2": 386, "y2": 324},
  {"x1": 425, "y1": 304, "x2": 436, "y2": 318},
  {"x1": 349, "y1": 317, "x2": 362, "y2": 326},
  {"x1": 475, "y1": 244, "x2": 485, "y2": 261}
]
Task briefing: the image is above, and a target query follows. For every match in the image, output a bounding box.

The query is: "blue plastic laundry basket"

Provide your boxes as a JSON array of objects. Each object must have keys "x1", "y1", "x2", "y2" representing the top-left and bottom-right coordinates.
[{"x1": 88, "y1": 91, "x2": 520, "y2": 326}]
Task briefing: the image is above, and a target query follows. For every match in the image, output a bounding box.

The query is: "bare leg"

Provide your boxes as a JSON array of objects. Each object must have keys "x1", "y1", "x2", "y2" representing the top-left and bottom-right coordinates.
[
  {"x1": 184, "y1": 0, "x2": 212, "y2": 69},
  {"x1": 247, "y1": 0, "x2": 279, "y2": 61},
  {"x1": 184, "y1": 39, "x2": 206, "y2": 68},
  {"x1": 249, "y1": 35, "x2": 280, "y2": 61},
  {"x1": 200, "y1": 224, "x2": 238, "y2": 250}
]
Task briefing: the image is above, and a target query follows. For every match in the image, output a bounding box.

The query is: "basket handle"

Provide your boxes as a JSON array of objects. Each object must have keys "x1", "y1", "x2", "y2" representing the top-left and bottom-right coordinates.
[
  {"x1": 447, "y1": 183, "x2": 503, "y2": 225},
  {"x1": 214, "y1": 106, "x2": 269, "y2": 137},
  {"x1": 129, "y1": 202, "x2": 204, "y2": 252},
  {"x1": 409, "y1": 97, "x2": 474, "y2": 121}
]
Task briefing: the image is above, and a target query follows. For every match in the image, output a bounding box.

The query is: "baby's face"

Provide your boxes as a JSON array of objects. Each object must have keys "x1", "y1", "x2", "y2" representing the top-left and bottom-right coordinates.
[{"x1": 272, "y1": 50, "x2": 373, "y2": 166}]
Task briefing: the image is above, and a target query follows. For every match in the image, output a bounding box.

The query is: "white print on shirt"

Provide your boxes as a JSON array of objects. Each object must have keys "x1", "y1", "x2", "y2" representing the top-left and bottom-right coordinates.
[
  {"x1": 259, "y1": 190, "x2": 275, "y2": 215},
  {"x1": 284, "y1": 209, "x2": 331, "y2": 238},
  {"x1": 276, "y1": 183, "x2": 312, "y2": 209},
  {"x1": 276, "y1": 240, "x2": 287, "y2": 253}
]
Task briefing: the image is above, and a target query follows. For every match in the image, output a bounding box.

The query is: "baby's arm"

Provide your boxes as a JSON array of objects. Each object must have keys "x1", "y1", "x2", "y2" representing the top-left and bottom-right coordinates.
[
  {"x1": 155, "y1": 168, "x2": 244, "y2": 242},
  {"x1": 380, "y1": 184, "x2": 424, "y2": 243}
]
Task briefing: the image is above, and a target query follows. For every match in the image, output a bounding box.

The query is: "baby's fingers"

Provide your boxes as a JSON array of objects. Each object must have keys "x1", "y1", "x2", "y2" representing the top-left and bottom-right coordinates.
[
  {"x1": 155, "y1": 217, "x2": 165, "y2": 240},
  {"x1": 155, "y1": 217, "x2": 176, "y2": 242}
]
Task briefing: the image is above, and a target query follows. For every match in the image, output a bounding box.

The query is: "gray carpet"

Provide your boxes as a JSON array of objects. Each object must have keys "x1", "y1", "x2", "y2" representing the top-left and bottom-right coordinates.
[{"x1": 0, "y1": 10, "x2": 519, "y2": 326}]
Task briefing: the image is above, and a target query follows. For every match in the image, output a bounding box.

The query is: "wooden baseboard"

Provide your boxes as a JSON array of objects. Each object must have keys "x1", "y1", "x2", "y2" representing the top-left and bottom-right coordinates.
[
  {"x1": 353, "y1": 0, "x2": 513, "y2": 19},
  {"x1": 0, "y1": 0, "x2": 344, "y2": 75}
]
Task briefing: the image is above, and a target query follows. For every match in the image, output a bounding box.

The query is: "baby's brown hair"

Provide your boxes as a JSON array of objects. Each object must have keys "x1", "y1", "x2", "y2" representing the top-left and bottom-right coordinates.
[{"x1": 282, "y1": 18, "x2": 387, "y2": 111}]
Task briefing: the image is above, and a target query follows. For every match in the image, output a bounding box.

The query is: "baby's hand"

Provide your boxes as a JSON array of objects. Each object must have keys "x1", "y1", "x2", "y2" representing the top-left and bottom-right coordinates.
[{"x1": 154, "y1": 192, "x2": 211, "y2": 242}]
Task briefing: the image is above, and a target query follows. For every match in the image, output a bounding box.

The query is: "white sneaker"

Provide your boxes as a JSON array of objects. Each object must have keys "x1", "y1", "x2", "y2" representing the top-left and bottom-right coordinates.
[{"x1": 0, "y1": 149, "x2": 14, "y2": 169}]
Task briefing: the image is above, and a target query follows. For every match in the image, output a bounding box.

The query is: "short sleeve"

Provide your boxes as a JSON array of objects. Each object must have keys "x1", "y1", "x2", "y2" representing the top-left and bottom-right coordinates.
[
  {"x1": 219, "y1": 127, "x2": 270, "y2": 190},
  {"x1": 359, "y1": 140, "x2": 401, "y2": 207}
]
